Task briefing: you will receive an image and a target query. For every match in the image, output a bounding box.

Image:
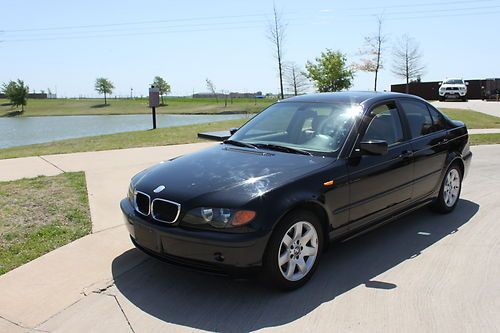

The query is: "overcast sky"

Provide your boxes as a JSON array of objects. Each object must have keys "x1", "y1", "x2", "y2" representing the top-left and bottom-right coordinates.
[{"x1": 1, "y1": 0, "x2": 498, "y2": 98}]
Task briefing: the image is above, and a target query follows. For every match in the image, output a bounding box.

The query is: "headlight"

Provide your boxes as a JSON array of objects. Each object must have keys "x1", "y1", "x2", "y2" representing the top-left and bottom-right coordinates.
[{"x1": 184, "y1": 207, "x2": 256, "y2": 228}]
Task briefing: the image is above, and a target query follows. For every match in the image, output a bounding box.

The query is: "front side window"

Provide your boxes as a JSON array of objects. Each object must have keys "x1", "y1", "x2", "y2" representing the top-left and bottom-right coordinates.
[
  {"x1": 230, "y1": 101, "x2": 362, "y2": 155},
  {"x1": 400, "y1": 100, "x2": 433, "y2": 138},
  {"x1": 362, "y1": 102, "x2": 404, "y2": 146}
]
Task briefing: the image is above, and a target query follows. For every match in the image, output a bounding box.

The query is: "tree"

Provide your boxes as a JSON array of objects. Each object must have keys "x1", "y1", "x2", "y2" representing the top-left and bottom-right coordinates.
[
  {"x1": 206, "y1": 78, "x2": 218, "y2": 102},
  {"x1": 285, "y1": 63, "x2": 308, "y2": 96},
  {"x1": 94, "y1": 77, "x2": 114, "y2": 104},
  {"x1": 305, "y1": 49, "x2": 355, "y2": 92},
  {"x1": 2, "y1": 79, "x2": 29, "y2": 112},
  {"x1": 152, "y1": 76, "x2": 171, "y2": 105},
  {"x1": 356, "y1": 16, "x2": 387, "y2": 91},
  {"x1": 392, "y1": 34, "x2": 426, "y2": 93},
  {"x1": 268, "y1": 4, "x2": 286, "y2": 99}
]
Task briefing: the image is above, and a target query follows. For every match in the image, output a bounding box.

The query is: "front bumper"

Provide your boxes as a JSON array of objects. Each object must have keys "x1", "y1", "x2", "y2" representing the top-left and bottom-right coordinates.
[
  {"x1": 439, "y1": 91, "x2": 467, "y2": 97},
  {"x1": 120, "y1": 199, "x2": 270, "y2": 272}
]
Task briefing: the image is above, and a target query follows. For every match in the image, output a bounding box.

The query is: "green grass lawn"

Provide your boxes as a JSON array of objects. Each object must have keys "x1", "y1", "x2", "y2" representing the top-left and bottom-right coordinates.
[
  {"x1": 0, "y1": 172, "x2": 91, "y2": 275},
  {"x1": 0, "y1": 97, "x2": 274, "y2": 117},
  {"x1": 441, "y1": 108, "x2": 500, "y2": 128},
  {"x1": 469, "y1": 133, "x2": 500, "y2": 146},
  {"x1": 0, "y1": 118, "x2": 248, "y2": 160}
]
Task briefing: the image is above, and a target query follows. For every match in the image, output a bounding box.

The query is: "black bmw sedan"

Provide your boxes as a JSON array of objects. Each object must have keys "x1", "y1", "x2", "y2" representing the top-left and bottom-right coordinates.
[{"x1": 121, "y1": 92, "x2": 472, "y2": 289}]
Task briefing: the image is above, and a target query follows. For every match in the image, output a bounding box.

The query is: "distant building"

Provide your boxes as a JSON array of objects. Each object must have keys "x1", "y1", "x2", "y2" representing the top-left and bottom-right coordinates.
[
  {"x1": 229, "y1": 91, "x2": 263, "y2": 99},
  {"x1": 192, "y1": 93, "x2": 227, "y2": 99},
  {"x1": 192, "y1": 91, "x2": 263, "y2": 99}
]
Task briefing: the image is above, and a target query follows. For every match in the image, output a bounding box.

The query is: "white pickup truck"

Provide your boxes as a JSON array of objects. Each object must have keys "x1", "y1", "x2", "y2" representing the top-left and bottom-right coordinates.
[{"x1": 438, "y1": 78, "x2": 468, "y2": 101}]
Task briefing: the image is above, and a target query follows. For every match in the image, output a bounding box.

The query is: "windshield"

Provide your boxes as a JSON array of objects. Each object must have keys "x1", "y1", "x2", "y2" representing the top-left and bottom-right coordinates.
[
  {"x1": 444, "y1": 79, "x2": 464, "y2": 85},
  {"x1": 230, "y1": 101, "x2": 362, "y2": 156}
]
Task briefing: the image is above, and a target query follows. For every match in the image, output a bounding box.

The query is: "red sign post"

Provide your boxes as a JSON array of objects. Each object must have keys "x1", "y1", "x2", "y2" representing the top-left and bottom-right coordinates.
[{"x1": 149, "y1": 86, "x2": 160, "y2": 129}]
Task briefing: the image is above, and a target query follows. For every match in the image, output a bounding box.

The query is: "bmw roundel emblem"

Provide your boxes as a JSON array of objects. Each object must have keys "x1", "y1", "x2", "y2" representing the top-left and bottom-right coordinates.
[{"x1": 153, "y1": 185, "x2": 165, "y2": 193}]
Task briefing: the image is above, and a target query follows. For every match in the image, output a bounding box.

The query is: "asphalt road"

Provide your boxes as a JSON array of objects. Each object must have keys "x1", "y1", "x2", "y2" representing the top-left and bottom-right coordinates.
[
  {"x1": 1, "y1": 144, "x2": 499, "y2": 332},
  {"x1": 51, "y1": 146, "x2": 500, "y2": 332},
  {"x1": 432, "y1": 100, "x2": 500, "y2": 117}
]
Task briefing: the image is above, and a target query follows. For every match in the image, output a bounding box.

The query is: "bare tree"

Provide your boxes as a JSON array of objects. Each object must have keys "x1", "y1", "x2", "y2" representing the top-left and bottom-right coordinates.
[
  {"x1": 392, "y1": 34, "x2": 426, "y2": 93},
  {"x1": 357, "y1": 16, "x2": 387, "y2": 91},
  {"x1": 268, "y1": 4, "x2": 286, "y2": 99},
  {"x1": 285, "y1": 63, "x2": 309, "y2": 96},
  {"x1": 206, "y1": 78, "x2": 218, "y2": 102}
]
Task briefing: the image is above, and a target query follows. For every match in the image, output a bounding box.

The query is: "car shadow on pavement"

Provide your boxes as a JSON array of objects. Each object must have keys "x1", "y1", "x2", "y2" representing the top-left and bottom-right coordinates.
[{"x1": 112, "y1": 199, "x2": 478, "y2": 332}]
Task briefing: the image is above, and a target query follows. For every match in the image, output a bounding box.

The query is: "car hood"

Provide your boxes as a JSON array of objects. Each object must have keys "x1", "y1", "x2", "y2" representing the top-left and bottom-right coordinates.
[
  {"x1": 133, "y1": 144, "x2": 333, "y2": 205},
  {"x1": 441, "y1": 84, "x2": 465, "y2": 88}
]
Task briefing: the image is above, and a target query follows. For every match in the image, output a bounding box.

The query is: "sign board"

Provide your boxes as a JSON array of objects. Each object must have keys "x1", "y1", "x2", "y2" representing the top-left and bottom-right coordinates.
[{"x1": 149, "y1": 87, "x2": 160, "y2": 107}]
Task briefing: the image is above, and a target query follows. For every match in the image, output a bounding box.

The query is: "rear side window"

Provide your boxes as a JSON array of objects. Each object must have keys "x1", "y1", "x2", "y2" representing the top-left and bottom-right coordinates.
[
  {"x1": 427, "y1": 106, "x2": 448, "y2": 131},
  {"x1": 400, "y1": 100, "x2": 433, "y2": 138}
]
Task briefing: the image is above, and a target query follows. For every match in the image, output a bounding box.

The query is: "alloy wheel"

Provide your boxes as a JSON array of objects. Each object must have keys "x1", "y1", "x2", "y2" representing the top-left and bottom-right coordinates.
[
  {"x1": 278, "y1": 221, "x2": 319, "y2": 282},
  {"x1": 443, "y1": 168, "x2": 461, "y2": 207}
]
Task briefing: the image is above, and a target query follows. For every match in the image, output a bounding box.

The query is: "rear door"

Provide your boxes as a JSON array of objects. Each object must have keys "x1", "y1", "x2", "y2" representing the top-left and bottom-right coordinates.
[
  {"x1": 347, "y1": 101, "x2": 414, "y2": 226},
  {"x1": 398, "y1": 99, "x2": 449, "y2": 200}
]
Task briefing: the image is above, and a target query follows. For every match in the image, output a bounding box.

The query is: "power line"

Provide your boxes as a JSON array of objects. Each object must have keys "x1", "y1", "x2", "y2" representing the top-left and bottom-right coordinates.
[
  {"x1": 2, "y1": 2, "x2": 499, "y2": 43},
  {"x1": 3, "y1": 13, "x2": 269, "y2": 33},
  {"x1": 3, "y1": 18, "x2": 272, "y2": 38},
  {"x1": 386, "y1": 9, "x2": 500, "y2": 21},
  {"x1": 325, "y1": 0, "x2": 497, "y2": 11},
  {"x1": 3, "y1": 0, "x2": 496, "y2": 33}
]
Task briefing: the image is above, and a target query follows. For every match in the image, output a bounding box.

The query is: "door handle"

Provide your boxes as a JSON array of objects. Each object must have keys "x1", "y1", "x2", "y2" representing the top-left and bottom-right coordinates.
[
  {"x1": 399, "y1": 150, "x2": 413, "y2": 159},
  {"x1": 439, "y1": 138, "x2": 449, "y2": 145}
]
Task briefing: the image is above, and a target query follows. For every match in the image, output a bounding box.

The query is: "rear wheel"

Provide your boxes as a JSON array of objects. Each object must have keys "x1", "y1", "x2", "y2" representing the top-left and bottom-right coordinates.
[
  {"x1": 263, "y1": 210, "x2": 323, "y2": 290},
  {"x1": 432, "y1": 163, "x2": 462, "y2": 213}
]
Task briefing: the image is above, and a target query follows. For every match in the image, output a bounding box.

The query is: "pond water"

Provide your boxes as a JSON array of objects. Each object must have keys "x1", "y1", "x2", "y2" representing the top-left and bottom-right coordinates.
[{"x1": 0, "y1": 114, "x2": 248, "y2": 149}]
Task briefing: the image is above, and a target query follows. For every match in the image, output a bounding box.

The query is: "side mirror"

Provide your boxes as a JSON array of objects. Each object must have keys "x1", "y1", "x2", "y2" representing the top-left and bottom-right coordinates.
[
  {"x1": 465, "y1": 82, "x2": 469, "y2": 86},
  {"x1": 438, "y1": 82, "x2": 442, "y2": 85},
  {"x1": 360, "y1": 140, "x2": 388, "y2": 155},
  {"x1": 229, "y1": 127, "x2": 238, "y2": 135}
]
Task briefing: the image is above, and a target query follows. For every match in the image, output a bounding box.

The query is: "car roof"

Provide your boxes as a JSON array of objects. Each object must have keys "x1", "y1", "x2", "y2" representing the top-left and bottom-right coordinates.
[{"x1": 280, "y1": 91, "x2": 415, "y2": 105}]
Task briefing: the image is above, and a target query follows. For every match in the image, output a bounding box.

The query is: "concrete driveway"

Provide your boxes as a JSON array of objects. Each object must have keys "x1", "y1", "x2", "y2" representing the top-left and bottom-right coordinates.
[
  {"x1": 1, "y1": 144, "x2": 500, "y2": 332},
  {"x1": 432, "y1": 100, "x2": 500, "y2": 117}
]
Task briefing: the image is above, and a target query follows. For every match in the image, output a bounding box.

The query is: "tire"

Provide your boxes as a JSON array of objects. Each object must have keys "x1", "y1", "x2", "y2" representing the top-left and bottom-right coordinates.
[
  {"x1": 263, "y1": 210, "x2": 324, "y2": 290},
  {"x1": 431, "y1": 163, "x2": 462, "y2": 214},
  {"x1": 439, "y1": 96, "x2": 445, "y2": 102},
  {"x1": 462, "y1": 97, "x2": 468, "y2": 102}
]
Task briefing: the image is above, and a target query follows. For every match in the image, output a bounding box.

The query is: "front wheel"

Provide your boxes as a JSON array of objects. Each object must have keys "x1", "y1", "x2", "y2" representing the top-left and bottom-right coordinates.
[
  {"x1": 263, "y1": 210, "x2": 323, "y2": 290},
  {"x1": 432, "y1": 164, "x2": 462, "y2": 213}
]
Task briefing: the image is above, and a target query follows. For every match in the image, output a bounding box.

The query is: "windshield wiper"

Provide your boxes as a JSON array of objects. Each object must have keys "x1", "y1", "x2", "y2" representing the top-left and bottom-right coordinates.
[
  {"x1": 254, "y1": 143, "x2": 312, "y2": 156},
  {"x1": 223, "y1": 139, "x2": 257, "y2": 149}
]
